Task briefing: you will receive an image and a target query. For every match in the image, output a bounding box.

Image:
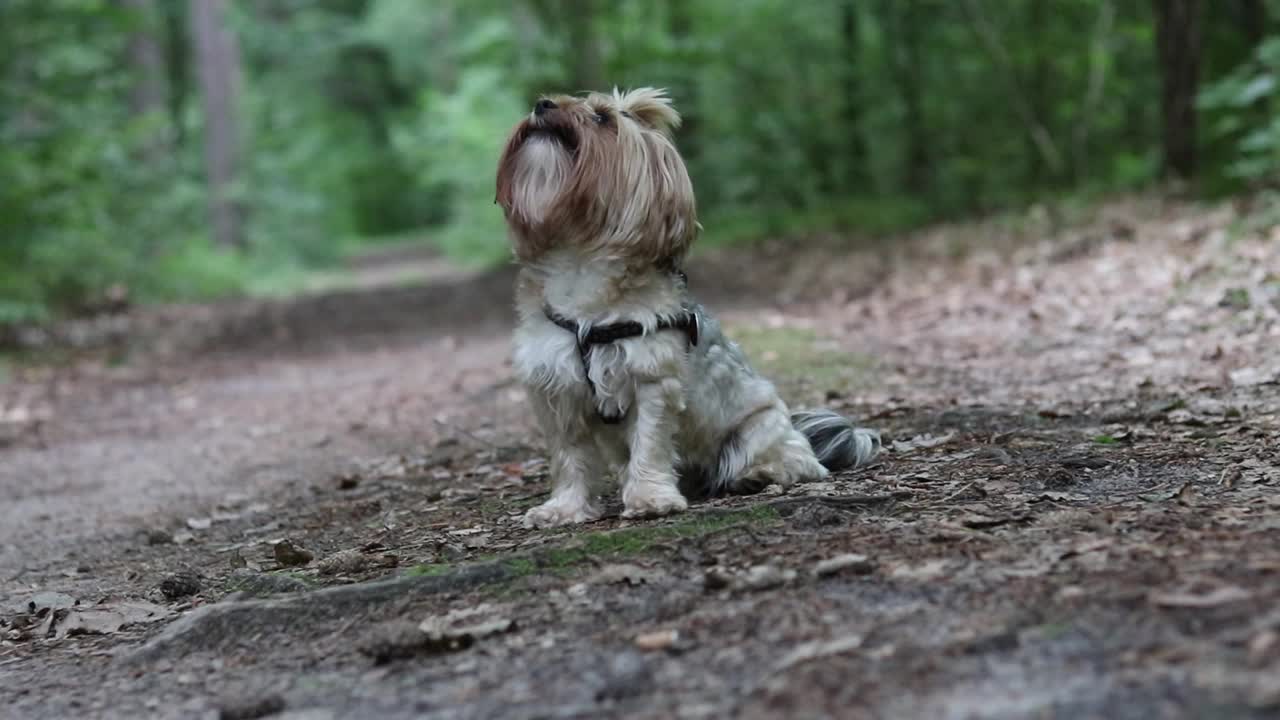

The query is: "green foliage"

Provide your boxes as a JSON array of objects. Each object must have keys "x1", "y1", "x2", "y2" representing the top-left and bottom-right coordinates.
[
  {"x1": 1200, "y1": 38, "x2": 1280, "y2": 184},
  {"x1": 2, "y1": 0, "x2": 1278, "y2": 328},
  {"x1": 0, "y1": 0, "x2": 184, "y2": 320},
  {"x1": 391, "y1": 67, "x2": 523, "y2": 266}
]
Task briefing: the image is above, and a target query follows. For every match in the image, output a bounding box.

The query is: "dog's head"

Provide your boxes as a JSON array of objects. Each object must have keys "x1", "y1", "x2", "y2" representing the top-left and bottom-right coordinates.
[{"x1": 496, "y1": 88, "x2": 697, "y2": 265}]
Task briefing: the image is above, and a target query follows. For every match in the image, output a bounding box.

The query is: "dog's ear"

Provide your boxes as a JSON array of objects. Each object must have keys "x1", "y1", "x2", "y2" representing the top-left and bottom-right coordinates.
[{"x1": 615, "y1": 87, "x2": 681, "y2": 135}]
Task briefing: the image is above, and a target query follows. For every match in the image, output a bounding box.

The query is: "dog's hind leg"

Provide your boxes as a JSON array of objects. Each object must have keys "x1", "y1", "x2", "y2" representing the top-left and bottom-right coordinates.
[
  {"x1": 713, "y1": 403, "x2": 830, "y2": 496},
  {"x1": 621, "y1": 378, "x2": 689, "y2": 519},
  {"x1": 523, "y1": 391, "x2": 606, "y2": 529}
]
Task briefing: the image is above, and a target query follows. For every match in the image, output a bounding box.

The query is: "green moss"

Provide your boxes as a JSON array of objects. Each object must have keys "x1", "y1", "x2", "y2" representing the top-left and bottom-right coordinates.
[
  {"x1": 502, "y1": 557, "x2": 537, "y2": 575},
  {"x1": 400, "y1": 506, "x2": 781, "y2": 584},
  {"x1": 1032, "y1": 622, "x2": 1073, "y2": 640},
  {"x1": 726, "y1": 325, "x2": 876, "y2": 392},
  {"x1": 535, "y1": 505, "x2": 781, "y2": 570},
  {"x1": 402, "y1": 563, "x2": 455, "y2": 578},
  {"x1": 270, "y1": 569, "x2": 317, "y2": 586}
]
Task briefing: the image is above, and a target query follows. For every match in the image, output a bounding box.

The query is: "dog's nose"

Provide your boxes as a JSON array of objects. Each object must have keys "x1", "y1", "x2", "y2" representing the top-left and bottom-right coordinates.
[{"x1": 534, "y1": 98, "x2": 556, "y2": 116}]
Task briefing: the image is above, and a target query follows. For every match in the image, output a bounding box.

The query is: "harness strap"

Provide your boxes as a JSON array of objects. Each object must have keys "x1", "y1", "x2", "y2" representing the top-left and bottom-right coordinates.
[{"x1": 543, "y1": 305, "x2": 699, "y2": 424}]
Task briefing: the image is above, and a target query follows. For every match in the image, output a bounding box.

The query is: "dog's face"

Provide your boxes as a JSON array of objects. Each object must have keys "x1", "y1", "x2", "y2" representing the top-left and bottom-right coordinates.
[{"x1": 496, "y1": 88, "x2": 697, "y2": 265}]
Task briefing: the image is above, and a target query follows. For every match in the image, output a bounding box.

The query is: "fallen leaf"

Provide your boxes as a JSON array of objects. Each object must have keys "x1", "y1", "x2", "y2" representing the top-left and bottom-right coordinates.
[
  {"x1": 418, "y1": 604, "x2": 516, "y2": 651},
  {"x1": 51, "y1": 601, "x2": 171, "y2": 638},
  {"x1": 774, "y1": 634, "x2": 864, "y2": 671},
  {"x1": 27, "y1": 591, "x2": 75, "y2": 614},
  {"x1": 961, "y1": 513, "x2": 1029, "y2": 530},
  {"x1": 1175, "y1": 482, "x2": 1197, "y2": 505},
  {"x1": 634, "y1": 629, "x2": 679, "y2": 652},
  {"x1": 1149, "y1": 585, "x2": 1252, "y2": 608},
  {"x1": 1230, "y1": 367, "x2": 1275, "y2": 387},
  {"x1": 890, "y1": 559, "x2": 951, "y2": 581},
  {"x1": 891, "y1": 432, "x2": 956, "y2": 454},
  {"x1": 1248, "y1": 630, "x2": 1279, "y2": 667},
  {"x1": 813, "y1": 554, "x2": 876, "y2": 577},
  {"x1": 740, "y1": 565, "x2": 797, "y2": 591}
]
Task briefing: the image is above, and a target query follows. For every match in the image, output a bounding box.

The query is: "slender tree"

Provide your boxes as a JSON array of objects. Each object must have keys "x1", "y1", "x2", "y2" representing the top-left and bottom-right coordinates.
[
  {"x1": 190, "y1": 0, "x2": 245, "y2": 249},
  {"x1": 563, "y1": 0, "x2": 603, "y2": 92},
  {"x1": 669, "y1": 0, "x2": 701, "y2": 174},
  {"x1": 883, "y1": 0, "x2": 932, "y2": 198},
  {"x1": 1238, "y1": 0, "x2": 1266, "y2": 48},
  {"x1": 118, "y1": 0, "x2": 170, "y2": 164},
  {"x1": 839, "y1": 0, "x2": 870, "y2": 192},
  {"x1": 1153, "y1": 0, "x2": 1203, "y2": 179}
]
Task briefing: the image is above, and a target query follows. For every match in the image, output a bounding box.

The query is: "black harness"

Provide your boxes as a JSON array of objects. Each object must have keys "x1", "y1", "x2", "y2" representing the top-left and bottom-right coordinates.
[{"x1": 543, "y1": 304, "x2": 699, "y2": 424}]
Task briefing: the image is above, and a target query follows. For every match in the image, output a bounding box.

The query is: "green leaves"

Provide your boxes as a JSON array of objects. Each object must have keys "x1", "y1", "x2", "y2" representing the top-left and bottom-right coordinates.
[{"x1": 1200, "y1": 36, "x2": 1280, "y2": 184}]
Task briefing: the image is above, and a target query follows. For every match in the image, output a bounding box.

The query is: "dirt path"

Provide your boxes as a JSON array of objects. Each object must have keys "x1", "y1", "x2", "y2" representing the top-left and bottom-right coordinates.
[{"x1": 2, "y1": 196, "x2": 1278, "y2": 719}]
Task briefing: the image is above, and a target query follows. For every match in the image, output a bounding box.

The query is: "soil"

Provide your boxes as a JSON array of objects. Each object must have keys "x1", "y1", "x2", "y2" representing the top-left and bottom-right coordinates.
[{"x1": 1, "y1": 195, "x2": 1278, "y2": 720}]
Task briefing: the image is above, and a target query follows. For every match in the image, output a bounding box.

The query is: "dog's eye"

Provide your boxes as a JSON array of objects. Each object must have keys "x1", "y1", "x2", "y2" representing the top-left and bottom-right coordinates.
[{"x1": 593, "y1": 111, "x2": 609, "y2": 125}]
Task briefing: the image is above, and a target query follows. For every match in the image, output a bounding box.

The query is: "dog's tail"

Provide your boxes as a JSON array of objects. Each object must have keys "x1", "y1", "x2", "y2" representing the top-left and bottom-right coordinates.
[{"x1": 791, "y1": 409, "x2": 881, "y2": 472}]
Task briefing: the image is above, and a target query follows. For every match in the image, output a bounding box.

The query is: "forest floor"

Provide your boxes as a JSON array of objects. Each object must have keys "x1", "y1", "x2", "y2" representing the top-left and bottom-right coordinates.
[{"x1": 2, "y1": 195, "x2": 1279, "y2": 720}]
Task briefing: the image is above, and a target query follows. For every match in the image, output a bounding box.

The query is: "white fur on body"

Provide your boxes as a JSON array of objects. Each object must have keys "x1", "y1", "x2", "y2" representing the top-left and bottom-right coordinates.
[{"x1": 514, "y1": 251, "x2": 839, "y2": 528}]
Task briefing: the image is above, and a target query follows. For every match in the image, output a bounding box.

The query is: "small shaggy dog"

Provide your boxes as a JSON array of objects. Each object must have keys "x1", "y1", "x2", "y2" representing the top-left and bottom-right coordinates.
[{"x1": 495, "y1": 88, "x2": 880, "y2": 528}]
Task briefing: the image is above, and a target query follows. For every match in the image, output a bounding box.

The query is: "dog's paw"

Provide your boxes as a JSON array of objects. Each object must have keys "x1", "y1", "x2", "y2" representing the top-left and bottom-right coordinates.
[
  {"x1": 621, "y1": 480, "x2": 688, "y2": 519},
  {"x1": 726, "y1": 471, "x2": 775, "y2": 496},
  {"x1": 523, "y1": 499, "x2": 600, "y2": 529}
]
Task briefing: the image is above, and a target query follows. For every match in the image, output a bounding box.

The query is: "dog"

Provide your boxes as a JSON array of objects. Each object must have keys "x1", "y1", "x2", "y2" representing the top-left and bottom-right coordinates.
[{"x1": 495, "y1": 88, "x2": 880, "y2": 528}]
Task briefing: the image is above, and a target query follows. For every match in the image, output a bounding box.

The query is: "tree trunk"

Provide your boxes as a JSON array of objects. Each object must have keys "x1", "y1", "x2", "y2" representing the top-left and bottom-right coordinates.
[
  {"x1": 840, "y1": 0, "x2": 870, "y2": 192},
  {"x1": 563, "y1": 0, "x2": 603, "y2": 91},
  {"x1": 1074, "y1": 0, "x2": 1115, "y2": 182},
  {"x1": 117, "y1": 0, "x2": 171, "y2": 166},
  {"x1": 668, "y1": 0, "x2": 700, "y2": 171},
  {"x1": 884, "y1": 0, "x2": 931, "y2": 197},
  {"x1": 1153, "y1": 0, "x2": 1202, "y2": 180},
  {"x1": 1238, "y1": 0, "x2": 1266, "y2": 48},
  {"x1": 190, "y1": 0, "x2": 245, "y2": 250},
  {"x1": 159, "y1": 1, "x2": 191, "y2": 148},
  {"x1": 119, "y1": 1, "x2": 168, "y2": 120},
  {"x1": 1026, "y1": 0, "x2": 1049, "y2": 186}
]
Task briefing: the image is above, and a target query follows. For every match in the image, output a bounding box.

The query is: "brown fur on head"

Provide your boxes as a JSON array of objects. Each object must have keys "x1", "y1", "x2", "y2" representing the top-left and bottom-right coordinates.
[{"x1": 495, "y1": 88, "x2": 698, "y2": 266}]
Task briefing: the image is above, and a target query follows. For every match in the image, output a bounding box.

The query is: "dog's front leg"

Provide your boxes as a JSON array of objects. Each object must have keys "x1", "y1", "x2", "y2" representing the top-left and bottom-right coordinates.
[
  {"x1": 621, "y1": 378, "x2": 688, "y2": 519},
  {"x1": 523, "y1": 391, "x2": 604, "y2": 529}
]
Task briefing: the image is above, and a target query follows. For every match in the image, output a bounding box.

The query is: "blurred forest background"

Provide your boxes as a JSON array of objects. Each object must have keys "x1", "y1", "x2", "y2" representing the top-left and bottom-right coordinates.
[{"x1": 1, "y1": 0, "x2": 1277, "y2": 327}]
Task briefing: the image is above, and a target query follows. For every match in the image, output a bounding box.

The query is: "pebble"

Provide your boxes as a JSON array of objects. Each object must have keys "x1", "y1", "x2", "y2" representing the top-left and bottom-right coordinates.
[
  {"x1": 740, "y1": 565, "x2": 796, "y2": 590},
  {"x1": 217, "y1": 693, "x2": 286, "y2": 720},
  {"x1": 702, "y1": 568, "x2": 734, "y2": 591},
  {"x1": 358, "y1": 621, "x2": 443, "y2": 665},
  {"x1": 594, "y1": 651, "x2": 653, "y2": 702},
  {"x1": 144, "y1": 529, "x2": 173, "y2": 546}
]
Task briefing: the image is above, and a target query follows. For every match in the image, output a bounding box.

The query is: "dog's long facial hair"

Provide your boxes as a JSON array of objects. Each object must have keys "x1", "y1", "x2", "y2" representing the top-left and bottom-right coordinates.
[{"x1": 496, "y1": 88, "x2": 880, "y2": 528}]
